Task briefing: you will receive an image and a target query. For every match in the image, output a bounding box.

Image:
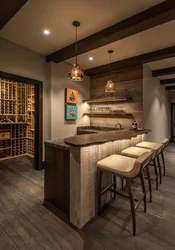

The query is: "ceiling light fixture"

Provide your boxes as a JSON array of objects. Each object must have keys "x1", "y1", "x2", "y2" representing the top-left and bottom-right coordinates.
[
  {"x1": 43, "y1": 29, "x2": 50, "y2": 35},
  {"x1": 89, "y1": 56, "x2": 94, "y2": 61},
  {"x1": 68, "y1": 21, "x2": 84, "y2": 81},
  {"x1": 105, "y1": 50, "x2": 116, "y2": 92}
]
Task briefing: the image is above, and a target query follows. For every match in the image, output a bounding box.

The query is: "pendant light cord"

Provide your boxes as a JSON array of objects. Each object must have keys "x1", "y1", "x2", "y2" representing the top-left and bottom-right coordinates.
[
  {"x1": 75, "y1": 26, "x2": 78, "y2": 65},
  {"x1": 110, "y1": 53, "x2": 112, "y2": 80}
]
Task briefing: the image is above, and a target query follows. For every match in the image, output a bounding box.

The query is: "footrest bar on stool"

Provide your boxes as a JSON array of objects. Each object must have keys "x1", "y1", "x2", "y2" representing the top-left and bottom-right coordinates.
[
  {"x1": 135, "y1": 194, "x2": 145, "y2": 210},
  {"x1": 108, "y1": 188, "x2": 139, "y2": 202},
  {"x1": 101, "y1": 182, "x2": 115, "y2": 196}
]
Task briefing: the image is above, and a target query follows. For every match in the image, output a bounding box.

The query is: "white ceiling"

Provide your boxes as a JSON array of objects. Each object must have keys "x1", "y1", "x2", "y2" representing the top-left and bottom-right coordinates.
[
  {"x1": 147, "y1": 58, "x2": 175, "y2": 86},
  {"x1": 0, "y1": 0, "x2": 164, "y2": 56},
  {"x1": 159, "y1": 75, "x2": 175, "y2": 80},
  {"x1": 1, "y1": 0, "x2": 175, "y2": 78},
  {"x1": 148, "y1": 57, "x2": 175, "y2": 71}
]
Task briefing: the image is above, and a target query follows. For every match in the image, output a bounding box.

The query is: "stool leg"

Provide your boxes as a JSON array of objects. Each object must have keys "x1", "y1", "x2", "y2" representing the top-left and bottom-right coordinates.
[
  {"x1": 126, "y1": 178, "x2": 136, "y2": 236},
  {"x1": 153, "y1": 159, "x2": 158, "y2": 190},
  {"x1": 140, "y1": 171, "x2": 147, "y2": 213},
  {"x1": 146, "y1": 166, "x2": 152, "y2": 203},
  {"x1": 121, "y1": 178, "x2": 124, "y2": 191},
  {"x1": 157, "y1": 156, "x2": 162, "y2": 184},
  {"x1": 113, "y1": 175, "x2": 116, "y2": 199},
  {"x1": 161, "y1": 151, "x2": 166, "y2": 176},
  {"x1": 97, "y1": 169, "x2": 102, "y2": 215}
]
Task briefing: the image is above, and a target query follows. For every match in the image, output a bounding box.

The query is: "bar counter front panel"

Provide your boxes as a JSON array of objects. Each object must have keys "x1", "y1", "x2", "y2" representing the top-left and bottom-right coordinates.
[{"x1": 44, "y1": 129, "x2": 150, "y2": 229}]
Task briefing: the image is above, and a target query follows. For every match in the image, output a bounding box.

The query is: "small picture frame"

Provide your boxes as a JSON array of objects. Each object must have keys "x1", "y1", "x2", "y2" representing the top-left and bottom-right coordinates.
[
  {"x1": 65, "y1": 88, "x2": 78, "y2": 104},
  {"x1": 65, "y1": 104, "x2": 78, "y2": 120}
]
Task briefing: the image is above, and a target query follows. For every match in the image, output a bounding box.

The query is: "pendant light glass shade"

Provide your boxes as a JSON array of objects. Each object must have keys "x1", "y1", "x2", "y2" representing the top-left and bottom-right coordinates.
[
  {"x1": 68, "y1": 64, "x2": 84, "y2": 81},
  {"x1": 68, "y1": 21, "x2": 84, "y2": 81},
  {"x1": 105, "y1": 50, "x2": 116, "y2": 92},
  {"x1": 105, "y1": 80, "x2": 115, "y2": 92}
]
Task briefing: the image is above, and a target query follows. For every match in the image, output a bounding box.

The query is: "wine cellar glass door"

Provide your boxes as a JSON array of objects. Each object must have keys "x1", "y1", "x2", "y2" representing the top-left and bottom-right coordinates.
[{"x1": 0, "y1": 78, "x2": 35, "y2": 165}]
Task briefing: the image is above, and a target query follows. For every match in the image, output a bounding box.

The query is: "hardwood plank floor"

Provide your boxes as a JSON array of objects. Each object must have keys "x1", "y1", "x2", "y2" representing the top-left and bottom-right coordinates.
[
  {"x1": 83, "y1": 143, "x2": 175, "y2": 250},
  {"x1": 0, "y1": 144, "x2": 174, "y2": 250},
  {"x1": 0, "y1": 156, "x2": 104, "y2": 250}
]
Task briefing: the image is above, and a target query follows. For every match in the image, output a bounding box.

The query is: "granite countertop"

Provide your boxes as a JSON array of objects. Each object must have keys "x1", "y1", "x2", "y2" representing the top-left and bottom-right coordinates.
[
  {"x1": 45, "y1": 139, "x2": 70, "y2": 151},
  {"x1": 64, "y1": 129, "x2": 151, "y2": 147}
]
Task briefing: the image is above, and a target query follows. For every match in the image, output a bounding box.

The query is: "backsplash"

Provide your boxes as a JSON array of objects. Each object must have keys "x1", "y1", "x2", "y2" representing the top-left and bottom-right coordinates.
[{"x1": 89, "y1": 67, "x2": 143, "y2": 129}]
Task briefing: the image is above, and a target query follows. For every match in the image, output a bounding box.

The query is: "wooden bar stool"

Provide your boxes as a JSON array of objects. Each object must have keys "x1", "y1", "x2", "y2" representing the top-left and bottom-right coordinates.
[
  {"x1": 136, "y1": 142, "x2": 164, "y2": 184},
  {"x1": 160, "y1": 138, "x2": 169, "y2": 176},
  {"x1": 121, "y1": 145, "x2": 160, "y2": 202},
  {"x1": 97, "y1": 152, "x2": 153, "y2": 236}
]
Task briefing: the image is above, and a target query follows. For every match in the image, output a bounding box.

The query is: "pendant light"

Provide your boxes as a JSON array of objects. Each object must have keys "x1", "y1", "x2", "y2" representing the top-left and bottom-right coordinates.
[
  {"x1": 68, "y1": 21, "x2": 84, "y2": 81},
  {"x1": 105, "y1": 50, "x2": 116, "y2": 92}
]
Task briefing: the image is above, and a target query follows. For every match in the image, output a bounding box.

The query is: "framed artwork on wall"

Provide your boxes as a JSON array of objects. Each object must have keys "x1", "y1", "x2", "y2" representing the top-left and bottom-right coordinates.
[
  {"x1": 65, "y1": 88, "x2": 78, "y2": 104},
  {"x1": 65, "y1": 104, "x2": 78, "y2": 120}
]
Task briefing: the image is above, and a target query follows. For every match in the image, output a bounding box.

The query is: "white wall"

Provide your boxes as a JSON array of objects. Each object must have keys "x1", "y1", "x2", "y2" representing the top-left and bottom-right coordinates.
[
  {"x1": 143, "y1": 64, "x2": 170, "y2": 142},
  {"x1": 0, "y1": 37, "x2": 51, "y2": 158},
  {"x1": 51, "y1": 62, "x2": 90, "y2": 140}
]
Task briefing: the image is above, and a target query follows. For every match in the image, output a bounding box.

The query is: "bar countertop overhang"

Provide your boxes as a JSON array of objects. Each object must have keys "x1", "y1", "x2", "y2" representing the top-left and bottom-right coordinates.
[{"x1": 64, "y1": 129, "x2": 151, "y2": 147}]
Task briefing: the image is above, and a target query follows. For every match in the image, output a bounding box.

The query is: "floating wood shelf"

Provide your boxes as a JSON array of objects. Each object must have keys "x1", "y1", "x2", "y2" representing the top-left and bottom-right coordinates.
[
  {"x1": 83, "y1": 113, "x2": 133, "y2": 118},
  {"x1": 82, "y1": 97, "x2": 133, "y2": 104}
]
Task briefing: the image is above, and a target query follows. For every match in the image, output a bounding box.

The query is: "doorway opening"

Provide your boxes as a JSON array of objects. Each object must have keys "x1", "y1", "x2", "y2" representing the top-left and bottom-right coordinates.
[{"x1": 0, "y1": 71, "x2": 43, "y2": 170}]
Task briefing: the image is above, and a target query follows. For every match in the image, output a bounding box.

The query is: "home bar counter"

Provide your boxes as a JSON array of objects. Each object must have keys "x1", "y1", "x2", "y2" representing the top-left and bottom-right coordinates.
[{"x1": 44, "y1": 129, "x2": 150, "y2": 229}]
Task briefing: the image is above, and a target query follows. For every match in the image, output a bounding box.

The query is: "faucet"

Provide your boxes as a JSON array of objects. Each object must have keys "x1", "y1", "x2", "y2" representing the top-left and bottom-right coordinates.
[{"x1": 115, "y1": 123, "x2": 122, "y2": 129}]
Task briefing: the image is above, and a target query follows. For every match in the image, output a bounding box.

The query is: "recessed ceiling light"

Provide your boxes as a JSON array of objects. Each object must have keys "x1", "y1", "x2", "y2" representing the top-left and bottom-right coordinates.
[
  {"x1": 43, "y1": 29, "x2": 50, "y2": 35},
  {"x1": 89, "y1": 56, "x2": 94, "y2": 61}
]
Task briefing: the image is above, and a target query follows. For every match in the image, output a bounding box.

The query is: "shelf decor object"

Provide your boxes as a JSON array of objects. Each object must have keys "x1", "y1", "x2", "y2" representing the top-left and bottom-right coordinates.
[
  {"x1": 105, "y1": 50, "x2": 116, "y2": 92},
  {"x1": 65, "y1": 88, "x2": 78, "y2": 104},
  {"x1": 65, "y1": 104, "x2": 78, "y2": 120},
  {"x1": 68, "y1": 21, "x2": 84, "y2": 81}
]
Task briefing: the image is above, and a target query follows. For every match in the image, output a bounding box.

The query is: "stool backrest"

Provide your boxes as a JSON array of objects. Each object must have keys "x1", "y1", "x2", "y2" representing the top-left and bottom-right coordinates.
[
  {"x1": 128, "y1": 152, "x2": 153, "y2": 178},
  {"x1": 136, "y1": 152, "x2": 153, "y2": 169},
  {"x1": 160, "y1": 138, "x2": 169, "y2": 148},
  {"x1": 152, "y1": 143, "x2": 163, "y2": 156}
]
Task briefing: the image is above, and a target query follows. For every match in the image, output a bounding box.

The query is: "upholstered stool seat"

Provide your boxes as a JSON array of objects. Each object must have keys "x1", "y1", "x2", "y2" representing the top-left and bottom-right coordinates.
[
  {"x1": 97, "y1": 152, "x2": 153, "y2": 236},
  {"x1": 136, "y1": 141, "x2": 157, "y2": 149},
  {"x1": 97, "y1": 154, "x2": 136, "y2": 174},
  {"x1": 121, "y1": 147, "x2": 151, "y2": 158}
]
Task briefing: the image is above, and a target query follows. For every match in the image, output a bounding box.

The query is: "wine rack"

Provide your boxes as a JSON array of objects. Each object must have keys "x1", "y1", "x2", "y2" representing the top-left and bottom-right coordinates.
[{"x1": 0, "y1": 78, "x2": 35, "y2": 160}]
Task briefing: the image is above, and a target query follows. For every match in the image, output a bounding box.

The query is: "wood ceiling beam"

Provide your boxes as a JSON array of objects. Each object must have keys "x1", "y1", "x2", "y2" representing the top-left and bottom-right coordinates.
[
  {"x1": 0, "y1": 0, "x2": 28, "y2": 30},
  {"x1": 160, "y1": 78, "x2": 175, "y2": 85},
  {"x1": 166, "y1": 86, "x2": 175, "y2": 91},
  {"x1": 152, "y1": 67, "x2": 175, "y2": 77},
  {"x1": 46, "y1": 1, "x2": 175, "y2": 63},
  {"x1": 84, "y1": 46, "x2": 175, "y2": 77}
]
